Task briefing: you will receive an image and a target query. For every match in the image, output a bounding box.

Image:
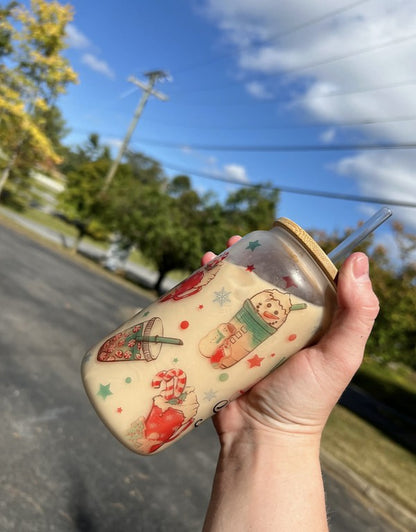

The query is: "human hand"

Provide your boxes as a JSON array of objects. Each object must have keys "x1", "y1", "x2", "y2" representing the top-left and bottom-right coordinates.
[{"x1": 201, "y1": 238, "x2": 379, "y2": 447}]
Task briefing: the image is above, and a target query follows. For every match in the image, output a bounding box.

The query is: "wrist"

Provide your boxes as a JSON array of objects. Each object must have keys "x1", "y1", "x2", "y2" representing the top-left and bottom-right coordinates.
[
  {"x1": 218, "y1": 424, "x2": 322, "y2": 457},
  {"x1": 205, "y1": 427, "x2": 327, "y2": 531}
]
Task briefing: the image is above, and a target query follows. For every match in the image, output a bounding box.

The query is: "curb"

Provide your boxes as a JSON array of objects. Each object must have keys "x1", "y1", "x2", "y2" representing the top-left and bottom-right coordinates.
[{"x1": 321, "y1": 450, "x2": 416, "y2": 532}]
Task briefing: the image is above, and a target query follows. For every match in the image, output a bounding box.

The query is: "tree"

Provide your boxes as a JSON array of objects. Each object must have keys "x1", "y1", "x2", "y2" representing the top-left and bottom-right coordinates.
[
  {"x1": 102, "y1": 165, "x2": 203, "y2": 294},
  {"x1": 57, "y1": 134, "x2": 112, "y2": 247},
  {"x1": 366, "y1": 225, "x2": 416, "y2": 369},
  {"x1": 0, "y1": 2, "x2": 17, "y2": 58},
  {"x1": 224, "y1": 185, "x2": 280, "y2": 235},
  {"x1": 0, "y1": 0, "x2": 77, "y2": 200},
  {"x1": 312, "y1": 221, "x2": 416, "y2": 369},
  {"x1": 59, "y1": 132, "x2": 110, "y2": 175}
]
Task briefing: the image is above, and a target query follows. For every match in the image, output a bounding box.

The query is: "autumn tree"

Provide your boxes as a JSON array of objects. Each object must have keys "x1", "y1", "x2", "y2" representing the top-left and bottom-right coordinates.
[{"x1": 0, "y1": 0, "x2": 77, "y2": 201}]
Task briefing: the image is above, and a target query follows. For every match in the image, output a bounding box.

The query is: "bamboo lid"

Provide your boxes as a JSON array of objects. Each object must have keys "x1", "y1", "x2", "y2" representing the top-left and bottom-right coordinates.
[{"x1": 273, "y1": 217, "x2": 338, "y2": 283}]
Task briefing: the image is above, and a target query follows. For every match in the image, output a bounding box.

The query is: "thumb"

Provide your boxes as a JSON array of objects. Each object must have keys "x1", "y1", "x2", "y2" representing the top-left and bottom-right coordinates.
[{"x1": 314, "y1": 252, "x2": 379, "y2": 387}]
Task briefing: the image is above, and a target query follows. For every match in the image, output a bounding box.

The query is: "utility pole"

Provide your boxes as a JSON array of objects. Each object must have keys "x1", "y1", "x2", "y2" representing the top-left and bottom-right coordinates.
[{"x1": 99, "y1": 70, "x2": 169, "y2": 196}]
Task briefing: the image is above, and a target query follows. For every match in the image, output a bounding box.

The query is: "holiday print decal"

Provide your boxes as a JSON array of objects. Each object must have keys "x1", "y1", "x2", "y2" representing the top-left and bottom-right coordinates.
[
  {"x1": 160, "y1": 252, "x2": 228, "y2": 302},
  {"x1": 97, "y1": 317, "x2": 183, "y2": 362},
  {"x1": 126, "y1": 369, "x2": 199, "y2": 454},
  {"x1": 199, "y1": 288, "x2": 306, "y2": 368}
]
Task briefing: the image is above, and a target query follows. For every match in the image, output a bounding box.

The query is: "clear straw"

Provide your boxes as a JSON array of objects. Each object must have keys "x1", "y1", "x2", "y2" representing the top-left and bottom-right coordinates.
[{"x1": 328, "y1": 207, "x2": 393, "y2": 264}]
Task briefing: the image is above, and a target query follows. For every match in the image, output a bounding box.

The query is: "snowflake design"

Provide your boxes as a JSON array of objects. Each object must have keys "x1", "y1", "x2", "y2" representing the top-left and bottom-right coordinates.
[
  {"x1": 213, "y1": 287, "x2": 231, "y2": 306},
  {"x1": 203, "y1": 389, "x2": 218, "y2": 401}
]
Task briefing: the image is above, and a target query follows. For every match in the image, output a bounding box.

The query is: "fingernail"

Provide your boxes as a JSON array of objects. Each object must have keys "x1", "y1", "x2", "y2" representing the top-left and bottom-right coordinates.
[{"x1": 352, "y1": 254, "x2": 369, "y2": 280}]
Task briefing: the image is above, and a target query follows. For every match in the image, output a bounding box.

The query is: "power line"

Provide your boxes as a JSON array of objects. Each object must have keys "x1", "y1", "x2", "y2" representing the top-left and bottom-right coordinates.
[
  {"x1": 158, "y1": 159, "x2": 416, "y2": 208},
  {"x1": 69, "y1": 104, "x2": 416, "y2": 137},
  {"x1": 167, "y1": 78, "x2": 416, "y2": 107},
  {"x1": 138, "y1": 112, "x2": 416, "y2": 132},
  {"x1": 134, "y1": 137, "x2": 416, "y2": 153},
  {"x1": 172, "y1": 0, "x2": 371, "y2": 75},
  {"x1": 171, "y1": 30, "x2": 416, "y2": 95}
]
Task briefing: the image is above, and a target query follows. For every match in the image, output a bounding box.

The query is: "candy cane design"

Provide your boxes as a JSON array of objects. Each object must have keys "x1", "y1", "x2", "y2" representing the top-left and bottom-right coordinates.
[
  {"x1": 151, "y1": 369, "x2": 187, "y2": 401},
  {"x1": 126, "y1": 368, "x2": 199, "y2": 454}
]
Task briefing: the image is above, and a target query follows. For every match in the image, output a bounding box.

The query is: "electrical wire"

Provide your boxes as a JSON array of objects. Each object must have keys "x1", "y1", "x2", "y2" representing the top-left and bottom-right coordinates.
[
  {"x1": 134, "y1": 137, "x2": 416, "y2": 153},
  {"x1": 172, "y1": 0, "x2": 371, "y2": 75},
  {"x1": 138, "y1": 113, "x2": 416, "y2": 131},
  {"x1": 158, "y1": 159, "x2": 416, "y2": 208},
  {"x1": 171, "y1": 30, "x2": 416, "y2": 95},
  {"x1": 169, "y1": 78, "x2": 416, "y2": 107}
]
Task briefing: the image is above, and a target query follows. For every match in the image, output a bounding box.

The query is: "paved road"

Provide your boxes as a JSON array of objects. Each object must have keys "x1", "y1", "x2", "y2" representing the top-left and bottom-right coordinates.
[{"x1": 0, "y1": 223, "x2": 397, "y2": 531}]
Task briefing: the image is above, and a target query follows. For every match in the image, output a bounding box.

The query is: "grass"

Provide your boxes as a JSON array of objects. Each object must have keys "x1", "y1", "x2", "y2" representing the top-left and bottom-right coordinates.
[
  {"x1": 17, "y1": 206, "x2": 189, "y2": 282},
  {"x1": 353, "y1": 357, "x2": 416, "y2": 419},
  {"x1": 322, "y1": 404, "x2": 416, "y2": 515}
]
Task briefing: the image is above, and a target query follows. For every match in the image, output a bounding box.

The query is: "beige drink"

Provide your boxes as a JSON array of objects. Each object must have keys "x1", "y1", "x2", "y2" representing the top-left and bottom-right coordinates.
[{"x1": 82, "y1": 258, "x2": 329, "y2": 455}]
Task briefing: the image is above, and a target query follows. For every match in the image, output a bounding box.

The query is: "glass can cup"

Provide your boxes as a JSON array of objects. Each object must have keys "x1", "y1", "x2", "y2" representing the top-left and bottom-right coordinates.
[{"x1": 81, "y1": 218, "x2": 338, "y2": 455}]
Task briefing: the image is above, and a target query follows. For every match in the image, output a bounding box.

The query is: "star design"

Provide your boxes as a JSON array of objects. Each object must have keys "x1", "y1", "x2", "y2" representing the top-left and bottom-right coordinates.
[
  {"x1": 204, "y1": 389, "x2": 218, "y2": 401},
  {"x1": 246, "y1": 264, "x2": 255, "y2": 272},
  {"x1": 247, "y1": 354, "x2": 264, "y2": 368},
  {"x1": 246, "y1": 240, "x2": 261, "y2": 251},
  {"x1": 117, "y1": 407, "x2": 123, "y2": 413},
  {"x1": 173, "y1": 357, "x2": 179, "y2": 364},
  {"x1": 97, "y1": 383, "x2": 113, "y2": 400},
  {"x1": 283, "y1": 275, "x2": 297, "y2": 288},
  {"x1": 198, "y1": 304, "x2": 204, "y2": 310},
  {"x1": 213, "y1": 287, "x2": 231, "y2": 306}
]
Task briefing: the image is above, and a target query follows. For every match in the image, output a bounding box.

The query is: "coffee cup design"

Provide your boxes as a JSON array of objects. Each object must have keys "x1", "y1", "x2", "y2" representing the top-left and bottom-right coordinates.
[{"x1": 97, "y1": 317, "x2": 183, "y2": 362}]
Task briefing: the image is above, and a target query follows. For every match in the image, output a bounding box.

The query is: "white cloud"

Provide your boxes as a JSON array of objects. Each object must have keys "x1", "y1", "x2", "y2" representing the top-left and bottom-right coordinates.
[
  {"x1": 66, "y1": 24, "x2": 115, "y2": 80},
  {"x1": 320, "y1": 127, "x2": 336, "y2": 144},
  {"x1": 223, "y1": 163, "x2": 249, "y2": 183},
  {"x1": 81, "y1": 53, "x2": 115, "y2": 79},
  {"x1": 66, "y1": 24, "x2": 90, "y2": 49},
  {"x1": 245, "y1": 81, "x2": 273, "y2": 99},
  {"x1": 201, "y1": 0, "x2": 416, "y2": 230},
  {"x1": 335, "y1": 151, "x2": 416, "y2": 230}
]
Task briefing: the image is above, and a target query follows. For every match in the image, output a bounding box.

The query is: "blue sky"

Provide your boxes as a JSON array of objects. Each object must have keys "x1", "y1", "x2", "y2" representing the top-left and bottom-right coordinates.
[{"x1": 59, "y1": 0, "x2": 416, "y2": 256}]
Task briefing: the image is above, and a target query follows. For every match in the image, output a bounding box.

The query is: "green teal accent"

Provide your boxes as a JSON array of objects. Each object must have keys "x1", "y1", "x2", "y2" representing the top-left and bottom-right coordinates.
[
  {"x1": 97, "y1": 383, "x2": 113, "y2": 400},
  {"x1": 246, "y1": 240, "x2": 261, "y2": 251},
  {"x1": 219, "y1": 373, "x2": 229, "y2": 382},
  {"x1": 125, "y1": 377, "x2": 132, "y2": 384},
  {"x1": 235, "y1": 300, "x2": 276, "y2": 347},
  {"x1": 290, "y1": 303, "x2": 307, "y2": 311}
]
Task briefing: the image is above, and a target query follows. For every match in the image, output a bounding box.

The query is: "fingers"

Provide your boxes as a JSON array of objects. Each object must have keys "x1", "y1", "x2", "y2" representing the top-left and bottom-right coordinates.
[
  {"x1": 227, "y1": 235, "x2": 242, "y2": 247},
  {"x1": 314, "y1": 252, "x2": 379, "y2": 384},
  {"x1": 201, "y1": 236, "x2": 242, "y2": 266},
  {"x1": 201, "y1": 251, "x2": 216, "y2": 266}
]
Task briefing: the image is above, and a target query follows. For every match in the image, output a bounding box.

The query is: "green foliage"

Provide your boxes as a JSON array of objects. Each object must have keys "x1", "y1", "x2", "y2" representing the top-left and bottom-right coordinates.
[
  {"x1": 224, "y1": 184, "x2": 279, "y2": 235},
  {"x1": 313, "y1": 221, "x2": 416, "y2": 369}
]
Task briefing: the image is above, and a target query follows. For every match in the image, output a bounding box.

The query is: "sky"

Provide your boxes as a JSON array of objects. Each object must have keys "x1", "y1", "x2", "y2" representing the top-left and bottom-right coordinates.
[{"x1": 58, "y1": 0, "x2": 416, "y2": 259}]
